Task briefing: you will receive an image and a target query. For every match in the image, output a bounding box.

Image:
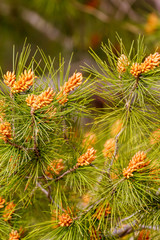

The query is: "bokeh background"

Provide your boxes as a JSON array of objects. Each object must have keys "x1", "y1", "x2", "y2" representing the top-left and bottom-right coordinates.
[{"x1": 1, "y1": 0, "x2": 160, "y2": 72}]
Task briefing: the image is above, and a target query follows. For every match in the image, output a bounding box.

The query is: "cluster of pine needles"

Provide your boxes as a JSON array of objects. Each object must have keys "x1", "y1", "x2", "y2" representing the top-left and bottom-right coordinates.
[{"x1": 0, "y1": 37, "x2": 160, "y2": 240}]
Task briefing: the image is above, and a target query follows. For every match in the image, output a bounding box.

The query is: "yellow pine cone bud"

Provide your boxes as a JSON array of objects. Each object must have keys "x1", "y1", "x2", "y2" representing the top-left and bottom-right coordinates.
[
  {"x1": 3, "y1": 201, "x2": 16, "y2": 221},
  {"x1": 0, "y1": 197, "x2": 5, "y2": 208},
  {"x1": 57, "y1": 88, "x2": 68, "y2": 105},
  {"x1": 123, "y1": 151, "x2": 150, "y2": 179},
  {"x1": 45, "y1": 159, "x2": 64, "y2": 178},
  {"x1": 130, "y1": 52, "x2": 160, "y2": 77},
  {"x1": 4, "y1": 71, "x2": 16, "y2": 88},
  {"x1": 141, "y1": 52, "x2": 160, "y2": 73},
  {"x1": 57, "y1": 72, "x2": 83, "y2": 105},
  {"x1": 0, "y1": 122, "x2": 12, "y2": 141},
  {"x1": 117, "y1": 54, "x2": 130, "y2": 73},
  {"x1": 150, "y1": 128, "x2": 160, "y2": 145},
  {"x1": 11, "y1": 69, "x2": 35, "y2": 93},
  {"x1": 130, "y1": 63, "x2": 142, "y2": 77},
  {"x1": 4, "y1": 69, "x2": 36, "y2": 93},
  {"x1": 9, "y1": 230, "x2": 20, "y2": 240},
  {"x1": 58, "y1": 213, "x2": 73, "y2": 227},
  {"x1": 103, "y1": 138, "x2": 115, "y2": 158},
  {"x1": 26, "y1": 87, "x2": 55, "y2": 110},
  {"x1": 26, "y1": 94, "x2": 36, "y2": 107},
  {"x1": 77, "y1": 147, "x2": 96, "y2": 167},
  {"x1": 63, "y1": 72, "x2": 83, "y2": 93}
]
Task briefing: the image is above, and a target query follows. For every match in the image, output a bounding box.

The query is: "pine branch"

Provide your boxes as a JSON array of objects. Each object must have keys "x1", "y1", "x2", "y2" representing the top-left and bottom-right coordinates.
[
  {"x1": 55, "y1": 165, "x2": 78, "y2": 182},
  {"x1": 36, "y1": 181, "x2": 65, "y2": 212},
  {"x1": 36, "y1": 181, "x2": 53, "y2": 203},
  {"x1": 110, "y1": 220, "x2": 137, "y2": 238},
  {"x1": 6, "y1": 138, "x2": 32, "y2": 152},
  {"x1": 120, "y1": 211, "x2": 140, "y2": 224},
  {"x1": 74, "y1": 198, "x2": 103, "y2": 221},
  {"x1": 138, "y1": 225, "x2": 159, "y2": 231},
  {"x1": 110, "y1": 221, "x2": 159, "y2": 238}
]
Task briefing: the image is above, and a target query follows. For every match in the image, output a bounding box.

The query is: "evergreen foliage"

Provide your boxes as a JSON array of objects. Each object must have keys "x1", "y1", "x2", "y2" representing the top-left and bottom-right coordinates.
[{"x1": 0, "y1": 38, "x2": 160, "y2": 239}]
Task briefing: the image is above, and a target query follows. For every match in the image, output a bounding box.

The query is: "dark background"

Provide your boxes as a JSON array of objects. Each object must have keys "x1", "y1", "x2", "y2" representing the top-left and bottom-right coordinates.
[{"x1": 0, "y1": 0, "x2": 160, "y2": 72}]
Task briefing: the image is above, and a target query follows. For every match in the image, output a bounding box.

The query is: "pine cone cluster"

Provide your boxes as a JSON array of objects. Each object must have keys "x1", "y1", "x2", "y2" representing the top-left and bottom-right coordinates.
[
  {"x1": 26, "y1": 87, "x2": 55, "y2": 110},
  {"x1": 0, "y1": 122, "x2": 12, "y2": 141},
  {"x1": 130, "y1": 52, "x2": 160, "y2": 77},
  {"x1": 3, "y1": 201, "x2": 16, "y2": 221},
  {"x1": 123, "y1": 151, "x2": 150, "y2": 179},
  {"x1": 0, "y1": 197, "x2": 5, "y2": 208},
  {"x1": 4, "y1": 69, "x2": 35, "y2": 93},
  {"x1": 117, "y1": 54, "x2": 130, "y2": 73},
  {"x1": 4, "y1": 71, "x2": 16, "y2": 88},
  {"x1": 58, "y1": 213, "x2": 73, "y2": 227},
  {"x1": 63, "y1": 72, "x2": 82, "y2": 93},
  {"x1": 141, "y1": 52, "x2": 160, "y2": 72},
  {"x1": 130, "y1": 63, "x2": 142, "y2": 77},
  {"x1": 9, "y1": 230, "x2": 20, "y2": 240},
  {"x1": 77, "y1": 147, "x2": 96, "y2": 167},
  {"x1": 57, "y1": 72, "x2": 82, "y2": 105}
]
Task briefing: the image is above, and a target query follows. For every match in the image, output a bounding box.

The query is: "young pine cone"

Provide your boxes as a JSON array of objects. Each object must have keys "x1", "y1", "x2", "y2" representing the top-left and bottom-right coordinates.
[
  {"x1": 117, "y1": 54, "x2": 130, "y2": 73},
  {"x1": 77, "y1": 148, "x2": 96, "y2": 167},
  {"x1": 58, "y1": 213, "x2": 73, "y2": 227},
  {"x1": 123, "y1": 151, "x2": 150, "y2": 179},
  {"x1": 9, "y1": 230, "x2": 20, "y2": 240}
]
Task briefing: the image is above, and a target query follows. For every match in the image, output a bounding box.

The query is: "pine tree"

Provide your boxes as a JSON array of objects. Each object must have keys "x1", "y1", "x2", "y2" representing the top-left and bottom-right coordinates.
[{"x1": 0, "y1": 37, "x2": 160, "y2": 240}]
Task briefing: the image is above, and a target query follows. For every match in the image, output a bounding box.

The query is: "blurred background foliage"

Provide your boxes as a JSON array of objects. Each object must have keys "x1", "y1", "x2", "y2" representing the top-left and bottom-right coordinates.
[{"x1": 1, "y1": 0, "x2": 160, "y2": 71}]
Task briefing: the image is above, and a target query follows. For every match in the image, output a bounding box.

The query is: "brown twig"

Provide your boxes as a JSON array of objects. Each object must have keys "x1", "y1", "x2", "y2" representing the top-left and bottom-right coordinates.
[
  {"x1": 42, "y1": 174, "x2": 53, "y2": 203},
  {"x1": 74, "y1": 198, "x2": 103, "y2": 221},
  {"x1": 110, "y1": 220, "x2": 138, "y2": 238},
  {"x1": 36, "y1": 181, "x2": 53, "y2": 203},
  {"x1": 54, "y1": 163, "x2": 98, "y2": 182},
  {"x1": 110, "y1": 221, "x2": 159, "y2": 238},
  {"x1": 36, "y1": 181, "x2": 65, "y2": 212},
  {"x1": 55, "y1": 165, "x2": 78, "y2": 182},
  {"x1": 6, "y1": 139, "x2": 31, "y2": 152}
]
